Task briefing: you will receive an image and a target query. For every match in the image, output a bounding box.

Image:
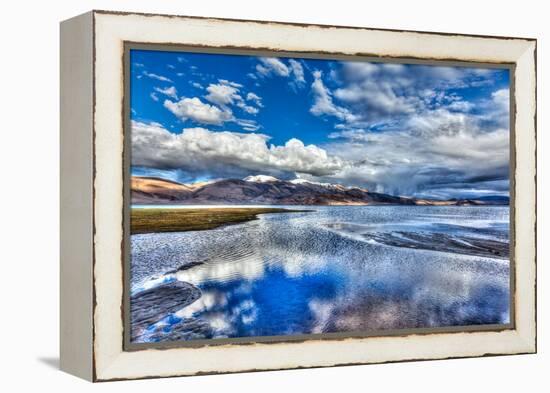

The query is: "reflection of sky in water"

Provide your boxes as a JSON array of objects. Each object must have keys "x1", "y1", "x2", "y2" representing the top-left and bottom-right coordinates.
[{"x1": 131, "y1": 206, "x2": 510, "y2": 343}]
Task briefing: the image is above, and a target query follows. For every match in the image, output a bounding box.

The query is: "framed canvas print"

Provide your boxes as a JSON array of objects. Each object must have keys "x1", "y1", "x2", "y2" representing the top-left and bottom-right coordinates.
[{"x1": 60, "y1": 10, "x2": 537, "y2": 382}]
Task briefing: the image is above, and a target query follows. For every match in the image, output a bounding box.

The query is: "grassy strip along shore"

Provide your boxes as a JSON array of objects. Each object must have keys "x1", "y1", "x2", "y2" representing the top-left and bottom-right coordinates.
[{"x1": 131, "y1": 207, "x2": 309, "y2": 234}]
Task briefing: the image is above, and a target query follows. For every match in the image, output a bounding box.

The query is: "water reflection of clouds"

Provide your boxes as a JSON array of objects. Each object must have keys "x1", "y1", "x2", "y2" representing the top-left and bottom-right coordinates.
[
  {"x1": 175, "y1": 290, "x2": 222, "y2": 318},
  {"x1": 309, "y1": 299, "x2": 336, "y2": 334},
  {"x1": 174, "y1": 247, "x2": 333, "y2": 286},
  {"x1": 174, "y1": 243, "x2": 507, "y2": 339},
  {"x1": 175, "y1": 256, "x2": 265, "y2": 283},
  {"x1": 175, "y1": 268, "x2": 342, "y2": 338},
  {"x1": 323, "y1": 260, "x2": 508, "y2": 332},
  {"x1": 169, "y1": 255, "x2": 507, "y2": 341},
  {"x1": 131, "y1": 206, "x2": 510, "y2": 342},
  {"x1": 137, "y1": 252, "x2": 509, "y2": 342}
]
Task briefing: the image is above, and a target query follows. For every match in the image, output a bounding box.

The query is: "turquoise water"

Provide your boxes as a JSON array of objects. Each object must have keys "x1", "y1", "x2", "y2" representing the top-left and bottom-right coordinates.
[{"x1": 130, "y1": 205, "x2": 510, "y2": 343}]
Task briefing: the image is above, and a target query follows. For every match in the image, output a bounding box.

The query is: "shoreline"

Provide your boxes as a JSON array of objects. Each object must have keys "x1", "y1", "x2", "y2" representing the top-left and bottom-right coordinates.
[
  {"x1": 132, "y1": 203, "x2": 509, "y2": 208},
  {"x1": 131, "y1": 207, "x2": 310, "y2": 234}
]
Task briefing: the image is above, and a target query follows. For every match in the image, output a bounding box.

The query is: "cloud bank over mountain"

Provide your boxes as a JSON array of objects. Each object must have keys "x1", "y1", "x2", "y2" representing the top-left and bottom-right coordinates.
[
  {"x1": 129, "y1": 50, "x2": 510, "y2": 199},
  {"x1": 132, "y1": 121, "x2": 343, "y2": 179}
]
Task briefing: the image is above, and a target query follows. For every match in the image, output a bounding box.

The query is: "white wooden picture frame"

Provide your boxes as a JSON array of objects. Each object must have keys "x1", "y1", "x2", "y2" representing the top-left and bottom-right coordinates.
[{"x1": 60, "y1": 10, "x2": 536, "y2": 382}]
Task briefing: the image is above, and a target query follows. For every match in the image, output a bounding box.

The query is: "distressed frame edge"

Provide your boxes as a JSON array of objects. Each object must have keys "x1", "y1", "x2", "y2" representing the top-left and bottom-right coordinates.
[
  {"x1": 91, "y1": 9, "x2": 537, "y2": 42},
  {"x1": 511, "y1": 40, "x2": 537, "y2": 354},
  {"x1": 59, "y1": 11, "x2": 95, "y2": 382},
  {"x1": 90, "y1": 11, "x2": 537, "y2": 382}
]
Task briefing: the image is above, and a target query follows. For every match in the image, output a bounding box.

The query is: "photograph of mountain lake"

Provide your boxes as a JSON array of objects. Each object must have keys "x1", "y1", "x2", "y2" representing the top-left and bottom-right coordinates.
[{"x1": 127, "y1": 47, "x2": 511, "y2": 345}]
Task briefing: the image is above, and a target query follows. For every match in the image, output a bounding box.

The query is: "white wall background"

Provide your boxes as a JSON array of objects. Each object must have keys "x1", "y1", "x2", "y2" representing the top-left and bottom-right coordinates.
[{"x1": 0, "y1": 0, "x2": 545, "y2": 391}]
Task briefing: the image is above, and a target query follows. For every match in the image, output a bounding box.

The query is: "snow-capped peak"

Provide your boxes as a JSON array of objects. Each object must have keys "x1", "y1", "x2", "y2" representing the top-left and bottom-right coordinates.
[
  {"x1": 290, "y1": 178, "x2": 337, "y2": 188},
  {"x1": 243, "y1": 175, "x2": 280, "y2": 183},
  {"x1": 290, "y1": 178, "x2": 315, "y2": 185}
]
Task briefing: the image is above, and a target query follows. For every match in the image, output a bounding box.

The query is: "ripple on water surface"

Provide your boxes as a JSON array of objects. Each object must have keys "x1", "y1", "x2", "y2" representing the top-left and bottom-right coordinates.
[{"x1": 130, "y1": 205, "x2": 510, "y2": 343}]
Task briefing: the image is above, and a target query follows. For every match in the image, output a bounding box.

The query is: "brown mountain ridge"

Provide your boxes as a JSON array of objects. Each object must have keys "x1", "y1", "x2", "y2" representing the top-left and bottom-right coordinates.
[{"x1": 131, "y1": 175, "x2": 508, "y2": 206}]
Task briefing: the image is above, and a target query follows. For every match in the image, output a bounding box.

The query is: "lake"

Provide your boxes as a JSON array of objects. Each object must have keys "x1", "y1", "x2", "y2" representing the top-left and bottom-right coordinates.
[{"x1": 130, "y1": 205, "x2": 510, "y2": 343}]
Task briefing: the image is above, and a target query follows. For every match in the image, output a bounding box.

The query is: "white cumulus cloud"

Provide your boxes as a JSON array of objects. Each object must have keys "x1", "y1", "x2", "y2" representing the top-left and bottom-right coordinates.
[
  {"x1": 256, "y1": 57, "x2": 290, "y2": 77},
  {"x1": 246, "y1": 92, "x2": 263, "y2": 107},
  {"x1": 204, "y1": 80, "x2": 262, "y2": 116},
  {"x1": 131, "y1": 121, "x2": 343, "y2": 177},
  {"x1": 310, "y1": 70, "x2": 358, "y2": 123},
  {"x1": 142, "y1": 71, "x2": 173, "y2": 83},
  {"x1": 164, "y1": 97, "x2": 233, "y2": 125},
  {"x1": 205, "y1": 83, "x2": 240, "y2": 106},
  {"x1": 255, "y1": 58, "x2": 307, "y2": 89},
  {"x1": 154, "y1": 86, "x2": 178, "y2": 99}
]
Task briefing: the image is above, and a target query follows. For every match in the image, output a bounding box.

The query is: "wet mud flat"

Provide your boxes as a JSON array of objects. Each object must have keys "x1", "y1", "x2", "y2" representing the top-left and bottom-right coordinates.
[
  {"x1": 130, "y1": 281, "x2": 211, "y2": 342},
  {"x1": 361, "y1": 231, "x2": 509, "y2": 259}
]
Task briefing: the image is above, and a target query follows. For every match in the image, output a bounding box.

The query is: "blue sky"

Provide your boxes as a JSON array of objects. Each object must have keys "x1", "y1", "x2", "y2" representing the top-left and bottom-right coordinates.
[{"x1": 130, "y1": 49, "x2": 510, "y2": 199}]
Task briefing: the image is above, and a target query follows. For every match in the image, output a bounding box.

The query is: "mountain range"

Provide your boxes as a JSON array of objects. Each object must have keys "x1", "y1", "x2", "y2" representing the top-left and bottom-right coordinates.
[{"x1": 131, "y1": 175, "x2": 509, "y2": 206}]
